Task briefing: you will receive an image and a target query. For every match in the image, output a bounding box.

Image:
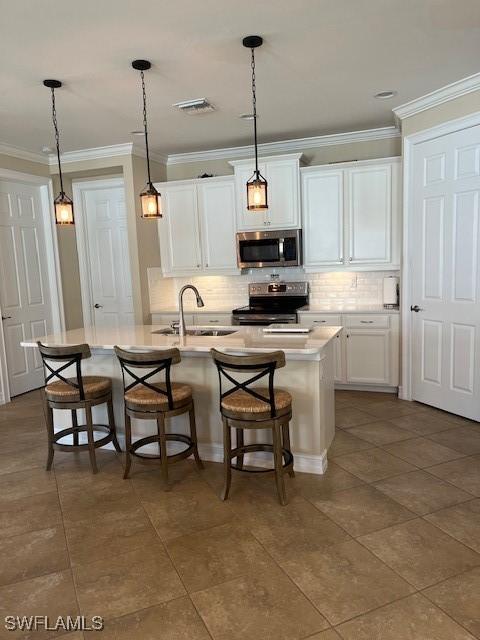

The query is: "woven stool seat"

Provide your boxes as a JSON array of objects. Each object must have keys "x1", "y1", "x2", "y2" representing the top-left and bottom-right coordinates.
[
  {"x1": 124, "y1": 381, "x2": 192, "y2": 409},
  {"x1": 221, "y1": 387, "x2": 291, "y2": 415},
  {"x1": 46, "y1": 375, "x2": 111, "y2": 401}
]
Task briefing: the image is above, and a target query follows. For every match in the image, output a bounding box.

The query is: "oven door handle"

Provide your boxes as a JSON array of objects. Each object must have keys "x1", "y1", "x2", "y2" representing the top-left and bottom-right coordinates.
[{"x1": 279, "y1": 238, "x2": 285, "y2": 262}]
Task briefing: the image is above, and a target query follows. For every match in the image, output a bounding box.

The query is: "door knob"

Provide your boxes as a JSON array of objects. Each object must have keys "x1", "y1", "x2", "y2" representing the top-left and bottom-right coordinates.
[
  {"x1": 410, "y1": 305, "x2": 424, "y2": 312},
  {"x1": 94, "y1": 303, "x2": 103, "y2": 309},
  {"x1": 1, "y1": 316, "x2": 12, "y2": 320}
]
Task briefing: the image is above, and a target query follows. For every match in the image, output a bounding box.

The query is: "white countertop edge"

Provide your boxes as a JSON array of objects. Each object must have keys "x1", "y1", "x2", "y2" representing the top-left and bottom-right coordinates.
[{"x1": 21, "y1": 325, "x2": 342, "y2": 360}]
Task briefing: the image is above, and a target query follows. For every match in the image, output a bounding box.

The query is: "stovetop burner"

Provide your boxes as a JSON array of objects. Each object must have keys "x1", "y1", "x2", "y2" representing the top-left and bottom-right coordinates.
[{"x1": 231, "y1": 281, "x2": 309, "y2": 325}]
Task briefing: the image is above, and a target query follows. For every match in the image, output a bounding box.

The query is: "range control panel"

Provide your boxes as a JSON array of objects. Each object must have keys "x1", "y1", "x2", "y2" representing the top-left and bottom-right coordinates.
[{"x1": 249, "y1": 281, "x2": 309, "y2": 297}]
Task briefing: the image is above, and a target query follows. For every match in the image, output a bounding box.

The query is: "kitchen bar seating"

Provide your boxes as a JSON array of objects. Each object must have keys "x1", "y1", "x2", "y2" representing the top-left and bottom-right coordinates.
[
  {"x1": 211, "y1": 348, "x2": 294, "y2": 506},
  {"x1": 114, "y1": 346, "x2": 203, "y2": 487},
  {"x1": 37, "y1": 342, "x2": 121, "y2": 473}
]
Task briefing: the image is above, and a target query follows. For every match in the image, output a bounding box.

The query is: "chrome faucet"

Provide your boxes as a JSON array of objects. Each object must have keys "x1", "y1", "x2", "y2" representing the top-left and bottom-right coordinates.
[{"x1": 178, "y1": 285, "x2": 204, "y2": 337}]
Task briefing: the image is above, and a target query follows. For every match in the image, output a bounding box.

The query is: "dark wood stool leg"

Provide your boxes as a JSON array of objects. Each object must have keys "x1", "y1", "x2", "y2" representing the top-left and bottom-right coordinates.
[
  {"x1": 43, "y1": 394, "x2": 54, "y2": 471},
  {"x1": 188, "y1": 402, "x2": 204, "y2": 470},
  {"x1": 282, "y1": 421, "x2": 295, "y2": 478},
  {"x1": 85, "y1": 404, "x2": 98, "y2": 474},
  {"x1": 71, "y1": 409, "x2": 79, "y2": 447},
  {"x1": 236, "y1": 428, "x2": 244, "y2": 470},
  {"x1": 273, "y1": 421, "x2": 287, "y2": 506},
  {"x1": 157, "y1": 414, "x2": 170, "y2": 491},
  {"x1": 221, "y1": 417, "x2": 232, "y2": 501},
  {"x1": 107, "y1": 397, "x2": 122, "y2": 452},
  {"x1": 123, "y1": 410, "x2": 132, "y2": 479}
]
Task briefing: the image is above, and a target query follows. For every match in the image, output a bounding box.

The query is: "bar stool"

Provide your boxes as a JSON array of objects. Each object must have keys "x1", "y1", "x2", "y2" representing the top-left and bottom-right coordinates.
[
  {"x1": 210, "y1": 348, "x2": 294, "y2": 506},
  {"x1": 37, "y1": 342, "x2": 121, "y2": 473},
  {"x1": 114, "y1": 346, "x2": 203, "y2": 487}
]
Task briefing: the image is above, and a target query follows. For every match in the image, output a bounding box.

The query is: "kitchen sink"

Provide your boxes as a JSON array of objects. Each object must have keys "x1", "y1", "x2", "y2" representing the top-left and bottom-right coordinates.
[{"x1": 152, "y1": 328, "x2": 236, "y2": 337}]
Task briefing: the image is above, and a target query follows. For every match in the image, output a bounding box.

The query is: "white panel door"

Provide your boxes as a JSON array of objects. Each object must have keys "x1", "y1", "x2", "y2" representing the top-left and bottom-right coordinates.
[
  {"x1": 197, "y1": 179, "x2": 238, "y2": 271},
  {"x1": 84, "y1": 186, "x2": 134, "y2": 329},
  {"x1": 411, "y1": 125, "x2": 480, "y2": 420},
  {"x1": 0, "y1": 181, "x2": 53, "y2": 396},
  {"x1": 347, "y1": 164, "x2": 392, "y2": 264},
  {"x1": 301, "y1": 169, "x2": 344, "y2": 266},
  {"x1": 235, "y1": 162, "x2": 268, "y2": 230},
  {"x1": 158, "y1": 183, "x2": 202, "y2": 274},
  {"x1": 265, "y1": 158, "x2": 300, "y2": 229}
]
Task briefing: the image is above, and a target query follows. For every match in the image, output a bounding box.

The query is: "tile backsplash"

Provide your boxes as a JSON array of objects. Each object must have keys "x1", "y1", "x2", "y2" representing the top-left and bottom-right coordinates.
[{"x1": 148, "y1": 268, "x2": 399, "y2": 312}]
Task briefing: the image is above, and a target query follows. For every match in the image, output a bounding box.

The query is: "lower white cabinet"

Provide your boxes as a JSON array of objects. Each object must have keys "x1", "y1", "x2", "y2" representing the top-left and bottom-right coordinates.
[
  {"x1": 299, "y1": 312, "x2": 399, "y2": 387},
  {"x1": 345, "y1": 329, "x2": 390, "y2": 385},
  {"x1": 156, "y1": 176, "x2": 239, "y2": 277},
  {"x1": 151, "y1": 312, "x2": 232, "y2": 326}
]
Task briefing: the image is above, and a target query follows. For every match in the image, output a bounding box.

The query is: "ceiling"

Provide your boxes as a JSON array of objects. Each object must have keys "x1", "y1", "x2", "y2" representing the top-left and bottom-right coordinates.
[{"x1": 1, "y1": 0, "x2": 480, "y2": 157}]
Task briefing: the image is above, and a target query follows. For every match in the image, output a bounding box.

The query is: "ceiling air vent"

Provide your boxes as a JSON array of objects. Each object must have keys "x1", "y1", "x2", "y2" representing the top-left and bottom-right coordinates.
[{"x1": 173, "y1": 98, "x2": 215, "y2": 115}]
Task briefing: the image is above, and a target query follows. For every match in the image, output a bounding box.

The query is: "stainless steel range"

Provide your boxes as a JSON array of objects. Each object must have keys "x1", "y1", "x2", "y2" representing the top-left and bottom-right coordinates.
[{"x1": 232, "y1": 281, "x2": 309, "y2": 326}]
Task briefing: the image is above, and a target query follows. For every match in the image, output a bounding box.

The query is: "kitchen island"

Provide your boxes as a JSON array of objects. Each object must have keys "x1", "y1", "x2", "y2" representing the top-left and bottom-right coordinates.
[{"x1": 22, "y1": 324, "x2": 341, "y2": 474}]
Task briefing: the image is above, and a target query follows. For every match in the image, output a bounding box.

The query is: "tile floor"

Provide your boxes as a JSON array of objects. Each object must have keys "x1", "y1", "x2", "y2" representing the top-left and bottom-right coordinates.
[{"x1": 0, "y1": 389, "x2": 479, "y2": 639}]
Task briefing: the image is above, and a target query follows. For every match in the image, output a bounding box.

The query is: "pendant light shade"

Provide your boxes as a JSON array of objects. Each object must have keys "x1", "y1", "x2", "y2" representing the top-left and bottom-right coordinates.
[
  {"x1": 132, "y1": 59, "x2": 162, "y2": 219},
  {"x1": 54, "y1": 192, "x2": 74, "y2": 225},
  {"x1": 243, "y1": 36, "x2": 268, "y2": 212},
  {"x1": 44, "y1": 79, "x2": 74, "y2": 225}
]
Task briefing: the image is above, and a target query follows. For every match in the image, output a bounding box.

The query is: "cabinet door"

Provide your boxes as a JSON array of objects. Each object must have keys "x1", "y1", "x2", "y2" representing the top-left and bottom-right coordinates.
[
  {"x1": 194, "y1": 313, "x2": 232, "y2": 325},
  {"x1": 197, "y1": 179, "x2": 238, "y2": 271},
  {"x1": 158, "y1": 184, "x2": 202, "y2": 275},
  {"x1": 347, "y1": 164, "x2": 392, "y2": 265},
  {"x1": 345, "y1": 329, "x2": 390, "y2": 385},
  {"x1": 301, "y1": 170, "x2": 344, "y2": 266},
  {"x1": 333, "y1": 333, "x2": 344, "y2": 383},
  {"x1": 265, "y1": 158, "x2": 300, "y2": 229},
  {"x1": 235, "y1": 163, "x2": 268, "y2": 230}
]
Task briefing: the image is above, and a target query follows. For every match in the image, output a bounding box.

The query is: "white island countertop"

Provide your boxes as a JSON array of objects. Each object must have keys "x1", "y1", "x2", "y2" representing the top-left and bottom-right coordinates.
[{"x1": 22, "y1": 324, "x2": 342, "y2": 360}]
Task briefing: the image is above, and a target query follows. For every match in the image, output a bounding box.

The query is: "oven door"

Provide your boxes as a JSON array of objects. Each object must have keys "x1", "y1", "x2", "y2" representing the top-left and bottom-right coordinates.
[
  {"x1": 232, "y1": 314, "x2": 297, "y2": 326},
  {"x1": 236, "y1": 230, "x2": 301, "y2": 268}
]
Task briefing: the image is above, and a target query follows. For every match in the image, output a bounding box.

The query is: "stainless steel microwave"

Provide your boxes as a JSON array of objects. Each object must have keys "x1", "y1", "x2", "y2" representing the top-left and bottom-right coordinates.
[{"x1": 236, "y1": 229, "x2": 302, "y2": 269}]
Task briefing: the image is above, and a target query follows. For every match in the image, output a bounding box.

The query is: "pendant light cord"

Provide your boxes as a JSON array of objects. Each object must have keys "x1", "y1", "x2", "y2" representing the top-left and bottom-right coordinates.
[
  {"x1": 250, "y1": 47, "x2": 259, "y2": 177},
  {"x1": 140, "y1": 70, "x2": 153, "y2": 187},
  {"x1": 50, "y1": 88, "x2": 65, "y2": 195}
]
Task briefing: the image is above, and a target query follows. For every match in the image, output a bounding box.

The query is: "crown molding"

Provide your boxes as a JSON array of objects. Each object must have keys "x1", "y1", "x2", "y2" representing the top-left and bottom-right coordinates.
[
  {"x1": 45, "y1": 142, "x2": 167, "y2": 166},
  {"x1": 0, "y1": 142, "x2": 49, "y2": 165},
  {"x1": 393, "y1": 72, "x2": 480, "y2": 120},
  {"x1": 166, "y1": 126, "x2": 400, "y2": 165}
]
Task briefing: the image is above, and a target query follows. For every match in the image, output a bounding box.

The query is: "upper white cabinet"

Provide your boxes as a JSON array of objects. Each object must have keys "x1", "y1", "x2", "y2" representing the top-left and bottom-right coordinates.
[
  {"x1": 230, "y1": 153, "x2": 303, "y2": 231},
  {"x1": 301, "y1": 157, "x2": 401, "y2": 271},
  {"x1": 156, "y1": 176, "x2": 239, "y2": 277}
]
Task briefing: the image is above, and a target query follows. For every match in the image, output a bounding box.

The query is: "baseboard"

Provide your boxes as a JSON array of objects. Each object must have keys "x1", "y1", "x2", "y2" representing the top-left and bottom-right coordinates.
[
  {"x1": 335, "y1": 384, "x2": 399, "y2": 393},
  {"x1": 197, "y1": 442, "x2": 328, "y2": 475}
]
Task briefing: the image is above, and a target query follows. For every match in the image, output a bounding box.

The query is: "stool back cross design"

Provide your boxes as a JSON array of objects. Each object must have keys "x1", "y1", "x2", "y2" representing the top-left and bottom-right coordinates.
[
  {"x1": 211, "y1": 348, "x2": 294, "y2": 505},
  {"x1": 114, "y1": 346, "x2": 203, "y2": 487},
  {"x1": 37, "y1": 342, "x2": 121, "y2": 473}
]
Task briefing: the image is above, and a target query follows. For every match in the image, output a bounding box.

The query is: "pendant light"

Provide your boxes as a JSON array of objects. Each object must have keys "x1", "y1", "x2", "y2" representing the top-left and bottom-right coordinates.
[
  {"x1": 243, "y1": 36, "x2": 268, "y2": 212},
  {"x1": 43, "y1": 79, "x2": 74, "y2": 225},
  {"x1": 131, "y1": 59, "x2": 162, "y2": 219}
]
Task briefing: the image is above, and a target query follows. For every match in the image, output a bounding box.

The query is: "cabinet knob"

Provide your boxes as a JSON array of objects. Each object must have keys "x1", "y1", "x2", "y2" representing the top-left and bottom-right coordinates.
[
  {"x1": 197, "y1": 264, "x2": 200, "y2": 268},
  {"x1": 205, "y1": 263, "x2": 208, "y2": 267}
]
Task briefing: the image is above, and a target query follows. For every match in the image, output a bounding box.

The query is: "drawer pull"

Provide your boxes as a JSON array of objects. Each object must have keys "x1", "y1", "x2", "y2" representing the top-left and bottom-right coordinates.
[
  {"x1": 360, "y1": 320, "x2": 374, "y2": 324},
  {"x1": 314, "y1": 320, "x2": 326, "y2": 323},
  {"x1": 209, "y1": 320, "x2": 219, "y2": 323}
]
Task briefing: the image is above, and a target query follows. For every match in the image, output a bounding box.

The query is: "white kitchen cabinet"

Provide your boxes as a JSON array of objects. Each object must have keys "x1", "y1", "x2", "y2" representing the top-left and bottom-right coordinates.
[
  {"x1": 302, "y1": 169, "x2": 344, "y2": 266},
  {"x1": 194, "y1": 313, "x2": 232, "y2": 325},
  {"x1": 197, "y1": 180, "x2": 237, "y2": 272},
  {"x1": 158, "y1": 183, "x2": 202, "y2": 275},
  {"x1": 298, "y1": 311, "x2": 400, "y2": 388},
  {"x1": 230, "y1": 153, "x2": 302, "y2": 231},
  {"x1": 156, "y1": 177, "x2": 239, "y2": 277},
  {"x1": 345, "y1": 329, "x2": 390, "y2": 385},
  {"x1": 347, "y1": 164, "x2": 392, "y2": 265},
  {"x1": 298, "y1": 314, "x2": 343, "y2": 382},
  {"x1": 151, "y1": 312, "x2": 195, "y2": 326},
  {"x1": 301, "y1": 157, "x2": 401, "y2": 271}
]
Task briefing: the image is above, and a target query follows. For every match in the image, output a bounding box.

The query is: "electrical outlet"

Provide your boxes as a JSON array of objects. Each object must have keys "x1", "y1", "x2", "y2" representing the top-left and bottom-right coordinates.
[{"x1": 350, "y1": 275, "x2": 357, "y2": 289}]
